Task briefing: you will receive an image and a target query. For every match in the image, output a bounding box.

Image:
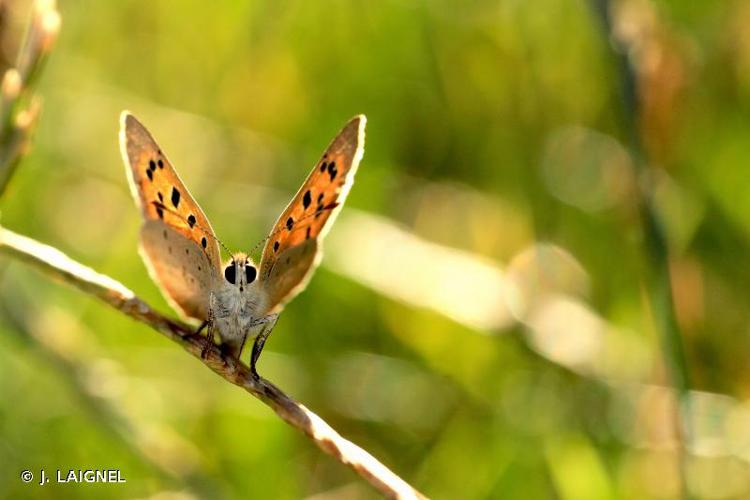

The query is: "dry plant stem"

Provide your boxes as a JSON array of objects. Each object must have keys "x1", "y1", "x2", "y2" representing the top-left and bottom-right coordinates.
[{"x1": 0, "y1": 227, "x2": 427, "y2": 500}]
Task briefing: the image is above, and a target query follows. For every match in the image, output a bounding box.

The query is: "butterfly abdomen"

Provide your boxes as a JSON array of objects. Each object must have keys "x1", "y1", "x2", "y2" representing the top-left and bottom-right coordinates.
[{"x1": 211, "y1": 283, "x2": 266, "y2": 351}]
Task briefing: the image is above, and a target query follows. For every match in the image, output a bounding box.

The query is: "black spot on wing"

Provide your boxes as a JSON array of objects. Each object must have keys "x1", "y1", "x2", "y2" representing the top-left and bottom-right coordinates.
[
  {"x1": 273, "y1": 241, "x2": 279, "y2": 252},
  {"x1": 317, "y1": 193, "x2": 324, "y2": 204},
  {"x1": 157, "y1": 191, "x2": 163, "y2": 202},
  {"x1": 156, "y1": 206, "x2": 164, "y2": 219},
  {"x1": 149, "y1": 160, "x2": 157, "y2": 171},
  {"x1": 158, "y1": 159, "x2": 164, "y2": 169},
  {"x1": 303, "y1": 190, "x2": 312, "y2": 209},
  {"x1": 320, "y1": 161, "x2": 327, "y2": 173},
  {"x1": 286, "y1": 217, "x2": 294, "y2": 230},
  {"x1": 327, "y1": 160, "x2": 338, "y2": 181},
  {"x1": 187, "y1": 214, "x2": 196, "y2": 228},
  {"x1": 201, "y1": 237, "x2": 207, "y2": 249},
  {"x1": 171, "y1": 187, "x2": 181, "y2": 208},
  {"x1": 146, "y1": 169, "x2": 153, "y2": 181}
]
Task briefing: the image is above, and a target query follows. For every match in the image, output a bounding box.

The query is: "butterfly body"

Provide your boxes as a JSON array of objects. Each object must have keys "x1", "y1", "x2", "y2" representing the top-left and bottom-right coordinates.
[
  {"x1": 209, "y1": 253, "x2": 270, "y2": 357},
  {"x1": 120, "y1": 112, "x2": 365, "y2": 375}
]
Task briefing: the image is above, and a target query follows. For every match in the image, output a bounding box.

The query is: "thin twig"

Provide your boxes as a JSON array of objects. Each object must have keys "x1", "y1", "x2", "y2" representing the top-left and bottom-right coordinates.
[{"x1": 0, "y1": 226, "x2": 427, "y2": 500}]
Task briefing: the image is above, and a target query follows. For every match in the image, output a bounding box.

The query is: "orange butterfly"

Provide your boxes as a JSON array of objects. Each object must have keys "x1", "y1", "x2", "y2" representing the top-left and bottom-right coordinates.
[{"x1": 120, "y1": 113, "x2": 366, "y2": 376}]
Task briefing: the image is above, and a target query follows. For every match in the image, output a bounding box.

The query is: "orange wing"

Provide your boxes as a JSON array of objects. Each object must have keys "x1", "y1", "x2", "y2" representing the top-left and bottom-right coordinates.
[
  {"x1": 120, "y1": 112, "x2": 222, "y2": 319},
  {"x1": 120, "y1": 112, "x2": 221, "y2": 268},
  {"x1": 259, "y1": 115, "x2": 366, "y2": 312}
]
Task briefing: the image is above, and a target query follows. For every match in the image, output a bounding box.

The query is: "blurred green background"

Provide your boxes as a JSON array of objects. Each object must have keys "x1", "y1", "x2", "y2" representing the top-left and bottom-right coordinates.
[{"x1": 1, "y1": 0, "x2": 749, "y2": 498}]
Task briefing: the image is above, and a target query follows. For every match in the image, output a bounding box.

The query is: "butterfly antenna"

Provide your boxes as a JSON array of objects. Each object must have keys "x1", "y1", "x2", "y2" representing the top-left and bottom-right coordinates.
[
  {"x1": 248, "y1": 234, "x2": 270, "y2": 258},
  {"x1": 151, "y1": 201, "x2": 233, "y2": 257},
  {"x1": 247, "y1": 202, "x2": 339, "y2": 259}
]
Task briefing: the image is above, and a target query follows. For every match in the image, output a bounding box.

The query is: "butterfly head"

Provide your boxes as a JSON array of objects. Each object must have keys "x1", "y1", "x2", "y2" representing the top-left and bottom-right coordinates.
[{"x1": 223, "y1": 253, "x2": 258, "y2": 292}]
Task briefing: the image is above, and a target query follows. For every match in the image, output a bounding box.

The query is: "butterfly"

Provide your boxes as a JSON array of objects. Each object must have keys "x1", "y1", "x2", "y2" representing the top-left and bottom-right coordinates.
[{"x1": 120, "y1": 112, "x2": 366, "y2": 376}]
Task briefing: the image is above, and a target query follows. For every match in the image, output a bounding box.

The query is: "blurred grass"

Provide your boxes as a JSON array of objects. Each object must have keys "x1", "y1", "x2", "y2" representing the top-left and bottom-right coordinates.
[{"x1": 1, "y1": 0, "x2": 749, "y2": 498}]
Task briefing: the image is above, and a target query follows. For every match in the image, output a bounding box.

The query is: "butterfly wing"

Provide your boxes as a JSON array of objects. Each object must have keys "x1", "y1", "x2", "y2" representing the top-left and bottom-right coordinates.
[
  {"x1": 259, "y1": 115, "x2": 366, "y2": 313},
  {"x1": 120, "y1": 111, "x2": 221, "y2": 320}
]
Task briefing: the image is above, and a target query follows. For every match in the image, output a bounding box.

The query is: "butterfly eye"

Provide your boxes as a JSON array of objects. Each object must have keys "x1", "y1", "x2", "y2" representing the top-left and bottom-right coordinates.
[
  {"x1": 245, "y1": 265, "x2": 257, "y2": 284},
  {"x1": 224, "y1": 264, "x2": 236, "y2": 284}
]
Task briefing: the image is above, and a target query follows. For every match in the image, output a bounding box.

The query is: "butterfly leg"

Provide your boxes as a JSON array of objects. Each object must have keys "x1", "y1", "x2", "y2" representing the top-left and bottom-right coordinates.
[
  {"x1": 196, "y1": 320, "x2": 209, "y2": 335},
  {"x1": 249, "y1": 314, "x2": 278, "y2": 378},
  {"x1": 238, "y1": 329, "x2": 251, "y2": 359},
  {"x1": 200, "y1": 307, "x2": 216, "y2": 359}
]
